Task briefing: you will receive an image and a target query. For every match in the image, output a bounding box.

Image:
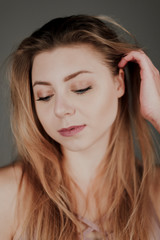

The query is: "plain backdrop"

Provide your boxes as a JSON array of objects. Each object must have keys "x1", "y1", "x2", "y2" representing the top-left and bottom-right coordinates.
[{"x1": 0, "y1": 0, "x2": 160, "y2": 167}]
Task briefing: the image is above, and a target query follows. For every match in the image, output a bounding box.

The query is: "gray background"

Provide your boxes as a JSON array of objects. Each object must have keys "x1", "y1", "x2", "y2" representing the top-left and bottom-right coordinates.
[{"x1": 0, "y1": 0, "x2": 160, "y2": 167}]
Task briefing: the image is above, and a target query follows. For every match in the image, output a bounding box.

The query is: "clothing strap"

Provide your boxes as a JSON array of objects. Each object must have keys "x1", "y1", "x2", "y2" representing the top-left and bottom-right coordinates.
[{"x1": 76, "y1": 214, "x2": 110, "y2": 240}]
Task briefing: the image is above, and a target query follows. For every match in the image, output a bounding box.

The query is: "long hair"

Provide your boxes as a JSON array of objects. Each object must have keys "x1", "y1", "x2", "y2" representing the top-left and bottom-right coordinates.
[{"x1": 10, "y1": 15, "x2": 156, "y2": 239}]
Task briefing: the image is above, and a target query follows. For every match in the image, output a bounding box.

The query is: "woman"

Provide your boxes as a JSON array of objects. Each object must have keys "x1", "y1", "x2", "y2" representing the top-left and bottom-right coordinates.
[{"x1": 0, "y1": 15, "x2": 160, "y2": 240}]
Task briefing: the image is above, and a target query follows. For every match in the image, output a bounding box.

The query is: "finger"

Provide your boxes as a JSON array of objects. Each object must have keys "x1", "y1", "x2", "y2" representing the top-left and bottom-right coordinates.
[
  {"x1": 118, "y1": 51, "x2": 150, "y2": 70},
  {"x1": 118, "y1": 51, "x2": 160, "y2": 86},
  {"x1": 118, "y1": 58, "x2": 128, "y2": 68}
]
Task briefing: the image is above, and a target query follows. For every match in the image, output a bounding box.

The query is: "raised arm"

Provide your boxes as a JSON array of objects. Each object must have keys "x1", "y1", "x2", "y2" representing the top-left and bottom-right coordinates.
[{"x1": 119, "y1": 50, "x2": 160, "y2": 133}]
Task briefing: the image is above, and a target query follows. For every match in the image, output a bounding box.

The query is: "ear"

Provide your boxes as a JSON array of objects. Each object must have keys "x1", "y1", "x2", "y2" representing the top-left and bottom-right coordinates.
[{"x1": 114, "y1": 69, "x2": 125, "y2": 98}]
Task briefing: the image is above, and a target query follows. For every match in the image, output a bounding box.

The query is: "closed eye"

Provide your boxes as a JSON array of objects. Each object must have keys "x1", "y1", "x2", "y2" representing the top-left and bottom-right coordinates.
[
  {"x1": 36, "y1": 94, "x2": 54, "y2": 102},
  {"x1": 73, "y1": 86, "x2": 92, "y2": 94}
]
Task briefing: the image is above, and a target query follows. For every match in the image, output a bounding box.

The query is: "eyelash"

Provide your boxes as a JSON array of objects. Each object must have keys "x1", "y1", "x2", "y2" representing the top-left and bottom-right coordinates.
[
  {"x1": 36, "y1": 95, "x2": 54, "y2": 102},
  {"x1": 36, "y1": 86, "x2": 92, "y2": 101},
  {"x1": 73, "y1": 86, "x2": 92, "y2": 94}
]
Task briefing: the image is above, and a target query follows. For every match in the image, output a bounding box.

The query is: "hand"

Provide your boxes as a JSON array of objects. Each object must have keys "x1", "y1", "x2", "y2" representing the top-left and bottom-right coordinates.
[{"x1": 118, "y1": 50, "x2": 160, "y2": 132}]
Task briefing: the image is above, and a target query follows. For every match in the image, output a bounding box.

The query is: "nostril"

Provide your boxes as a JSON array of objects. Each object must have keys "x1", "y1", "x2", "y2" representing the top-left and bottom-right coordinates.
[{"x1": 54, "y1": 96, "x2": 76, "y2": 118}]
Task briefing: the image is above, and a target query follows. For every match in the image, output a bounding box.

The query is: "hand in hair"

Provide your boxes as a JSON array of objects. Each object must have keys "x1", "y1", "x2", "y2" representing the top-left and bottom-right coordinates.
[{"x1": 118, "y1": 50, "x2": 160, "y2": 133}]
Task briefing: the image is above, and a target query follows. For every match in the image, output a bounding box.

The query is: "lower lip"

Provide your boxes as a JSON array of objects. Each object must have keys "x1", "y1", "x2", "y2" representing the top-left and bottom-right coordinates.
[{"x1": 58, "y1": 125, "x2": 86, "y2": 137}]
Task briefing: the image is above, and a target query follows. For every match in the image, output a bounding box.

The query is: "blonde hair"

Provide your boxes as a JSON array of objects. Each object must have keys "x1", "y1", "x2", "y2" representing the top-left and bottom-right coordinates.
[{"x1": 10, "y1": 15, "x2": 156, "y2": 239}]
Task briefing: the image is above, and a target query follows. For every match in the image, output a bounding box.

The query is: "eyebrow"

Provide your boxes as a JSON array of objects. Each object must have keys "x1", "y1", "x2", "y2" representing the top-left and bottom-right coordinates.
[{"x1": 32, "y1": 70, "x2": 92, "y2": 87}]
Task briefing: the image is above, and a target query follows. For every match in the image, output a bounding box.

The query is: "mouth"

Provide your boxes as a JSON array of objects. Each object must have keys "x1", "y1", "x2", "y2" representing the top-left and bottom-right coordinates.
[{"x1": 58, "y1": 124, "x2": 86, "y2": 137}]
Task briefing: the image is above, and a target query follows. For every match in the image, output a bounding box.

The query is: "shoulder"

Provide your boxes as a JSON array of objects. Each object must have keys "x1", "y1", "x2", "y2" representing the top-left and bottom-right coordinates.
[
  {"x1": 0, "y1": 163, "x2": 23, "y2": 239},
  {"x1": 150, "y1": 166, "x2": 160, "y2": 220}
]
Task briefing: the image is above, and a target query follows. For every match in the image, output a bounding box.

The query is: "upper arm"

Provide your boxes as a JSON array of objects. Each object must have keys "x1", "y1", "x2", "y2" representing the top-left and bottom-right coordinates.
[{"x1": 0, "y1": 164, "x2": 22, "y2": 240}]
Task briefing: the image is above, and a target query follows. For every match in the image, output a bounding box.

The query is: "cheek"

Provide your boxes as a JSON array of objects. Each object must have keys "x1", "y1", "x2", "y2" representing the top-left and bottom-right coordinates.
[
  {"x1": 87, "y1": 89, "x2": 118, "y2": 129},
  {"x1": 35, "y1": 105, "x2": 55, "y2": 132},
  {"x1": 100, "y1": 96, "x2": 118, "y2": 125},
  {"x1": 37, "y1": 113, "x2": 59, "y2": 141}
]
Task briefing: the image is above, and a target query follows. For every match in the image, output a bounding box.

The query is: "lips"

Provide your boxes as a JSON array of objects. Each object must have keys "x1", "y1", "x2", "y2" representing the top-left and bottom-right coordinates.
[{"x1": 58, "y1": 124, "x2": 86, "y2": 137}]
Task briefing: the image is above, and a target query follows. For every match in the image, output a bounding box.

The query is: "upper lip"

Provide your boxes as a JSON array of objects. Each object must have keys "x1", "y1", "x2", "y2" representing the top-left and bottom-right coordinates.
[{"x1": 58, "y1": 125, "x2": 86, "y2": 132}]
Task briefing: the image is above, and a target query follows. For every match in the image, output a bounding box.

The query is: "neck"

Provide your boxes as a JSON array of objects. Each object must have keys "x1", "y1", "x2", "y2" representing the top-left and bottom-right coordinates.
[{"x1": 62, "y1": 132, "x2": 110, "y2": 195}]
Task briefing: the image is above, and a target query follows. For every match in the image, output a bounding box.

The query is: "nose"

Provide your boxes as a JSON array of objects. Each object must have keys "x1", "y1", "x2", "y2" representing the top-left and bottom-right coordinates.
[{"x1": 54, "y1": 95, "x2": 75, "y2": 118}]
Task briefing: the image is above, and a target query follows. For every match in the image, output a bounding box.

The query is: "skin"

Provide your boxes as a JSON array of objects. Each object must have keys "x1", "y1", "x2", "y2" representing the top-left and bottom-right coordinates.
[
  {"x1": 32, "y1": 45, "x2": 125, "y2": 194},
  {"x1": 0, "y1": 45, "x2": 159, "y2": 239},
  {"x1": 119, "y1": 50, "x2": 160, "y2": 132}
]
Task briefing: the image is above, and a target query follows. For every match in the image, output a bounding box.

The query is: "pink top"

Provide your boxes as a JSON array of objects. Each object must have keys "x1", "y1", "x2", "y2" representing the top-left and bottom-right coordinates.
[
  {"x1": 77, "y1": 214, "x2": 112, "y2": 239},
  {"x1": 14, "y1": 201, "x2": 160, "y2": 239},
  {"x1": 77, "y1": 202, "x2": 160, "y2": 240}
]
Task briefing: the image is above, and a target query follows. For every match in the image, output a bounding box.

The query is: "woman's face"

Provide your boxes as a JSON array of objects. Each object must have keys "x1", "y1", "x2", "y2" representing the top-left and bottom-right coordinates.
[{"x1": 32, "y1": 44, "x2": 124, "y2": 152}]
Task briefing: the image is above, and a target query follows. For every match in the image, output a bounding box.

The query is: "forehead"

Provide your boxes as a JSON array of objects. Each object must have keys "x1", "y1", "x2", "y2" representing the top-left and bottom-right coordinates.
[
  {"x1": 32, "y1": 44, "x2": 104, "y2": 67},
  {"x1": 31, "y1": 44, "x2": 111, "y2": 83}
]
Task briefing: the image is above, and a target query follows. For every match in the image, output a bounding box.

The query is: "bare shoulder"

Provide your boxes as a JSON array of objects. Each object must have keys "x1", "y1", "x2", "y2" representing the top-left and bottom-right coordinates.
[
  {"x1": 150, "y1": 166, "x2": 160, "y2": 220},
  {"x1": 0, "y1": 163, "x2": 23, "y2": 239}
]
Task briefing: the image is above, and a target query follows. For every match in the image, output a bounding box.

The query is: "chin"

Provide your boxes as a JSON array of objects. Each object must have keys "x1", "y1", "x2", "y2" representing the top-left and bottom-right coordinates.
[
  {"x1": 62, "y1": 145, "x2": 87, "y2": 152},
  {"x1": 60, "y1": 141, "x2": 92, "y2": 152}
]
